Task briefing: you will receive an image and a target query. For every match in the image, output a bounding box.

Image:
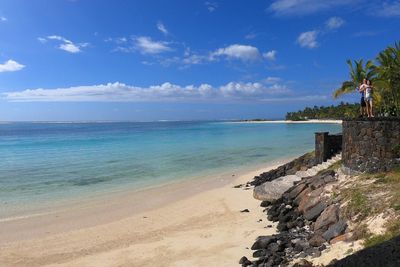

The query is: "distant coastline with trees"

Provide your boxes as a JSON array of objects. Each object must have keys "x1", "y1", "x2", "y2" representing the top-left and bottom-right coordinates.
[{"x1": 285, "y1": 102, "x2": 359, "y2": 121}]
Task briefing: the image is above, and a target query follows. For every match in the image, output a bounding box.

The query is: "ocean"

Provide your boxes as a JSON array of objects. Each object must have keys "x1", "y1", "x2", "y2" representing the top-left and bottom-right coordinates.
[{"x1": 0, "y1": 121, "x2": 341, "y2": 219}]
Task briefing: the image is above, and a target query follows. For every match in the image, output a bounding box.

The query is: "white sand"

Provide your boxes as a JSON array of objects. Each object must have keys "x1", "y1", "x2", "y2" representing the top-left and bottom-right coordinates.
[{"x1": 0, "y1": 160, "x2": 291, "y2": 267}]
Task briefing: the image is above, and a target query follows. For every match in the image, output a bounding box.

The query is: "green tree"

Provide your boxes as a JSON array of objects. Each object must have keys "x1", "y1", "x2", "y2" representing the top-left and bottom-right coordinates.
[
  {"x1": 333, "y1": 59, "x2": 375, "y2": 99},
  {"x1": 375, "y1": 42, "x2": 400, "y2": 115}
]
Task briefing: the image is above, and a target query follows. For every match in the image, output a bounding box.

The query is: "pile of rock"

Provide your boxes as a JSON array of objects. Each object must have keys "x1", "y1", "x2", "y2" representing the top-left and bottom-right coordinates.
[
  {"x1": 250, "y1": 152, "x2": 316, "y2": 187},
  {"x1": 240, "y1": 169, "x2": 350, "y2": 267}
]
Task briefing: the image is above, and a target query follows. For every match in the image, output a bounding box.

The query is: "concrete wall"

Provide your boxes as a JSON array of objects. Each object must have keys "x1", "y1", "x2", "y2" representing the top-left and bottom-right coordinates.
[{"x1": 342, "y1": 118, "x2": 400, "y2": 173}]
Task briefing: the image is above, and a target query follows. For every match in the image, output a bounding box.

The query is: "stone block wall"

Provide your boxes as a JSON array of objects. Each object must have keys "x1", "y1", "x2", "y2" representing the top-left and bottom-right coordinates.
[
  {"x1": 315, "y1": 132, "x2": 343, "y2": 164},
  {"x1": 342, "y1": 118, "x2": 400, "y2": 173}
]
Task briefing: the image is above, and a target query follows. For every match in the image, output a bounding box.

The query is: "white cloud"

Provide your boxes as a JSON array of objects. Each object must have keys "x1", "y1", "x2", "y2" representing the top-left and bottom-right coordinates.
[
  {"x1": 245, "y1": 33, "x2": 257, "y2": 40},
  {"x1": 375, "y1": 1, "x2": 400, "y2": 17},
  {"x1": 157, "y1": 22, "x2": 169, "y2": 35},
  {"x1": 182, "y1": 54, "x2": 205, "y2": 65},
  {"x1": 0, "y1": 16, "x2": 7, "y2": 22},
  {"x1": 0, "y1": 59, "x2": 25, "y2": 73},
  {"x1": 3, "y1": 80, "x2": 292, "y2": 102},
  {"x1": 263, "y1": 50, "x2": 277, "y2": 61},
  {"x1": 205, "y1": 1, "x2": 218, "y2": 12},
  {"x1": 211, "y1": 44, "x2": 262, "y2": 62},
  {"x1": 297, "y1": 30, "x2": 319, "y2": 49},
  {"x1": 268, "y1": 0, "x2": 356, "y2": 16},
  {"x1": 326, "y1": 17, "x2": 345, "y2": 30},
  {"x1": 135, "y1": 36, "x2": 172, "y2": 54},
  {"x1": 263, "y1": 77, "x2": 282, "y2": 84},
  {"x1": 40, "y1": 35, "x2": 88, "y2": 53},
  {"x1": 37, "y1": 37, "x2": 47, "y2": 43}
]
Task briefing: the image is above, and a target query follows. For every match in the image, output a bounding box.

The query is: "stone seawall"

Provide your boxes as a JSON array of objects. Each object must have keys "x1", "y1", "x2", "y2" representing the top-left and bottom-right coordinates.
[
  {"x1": 342, "y1": 118, "x2": 400, "y2": 173},
  {"x1": 250, "y1": 152, "x2": 316, "y2": 187}
]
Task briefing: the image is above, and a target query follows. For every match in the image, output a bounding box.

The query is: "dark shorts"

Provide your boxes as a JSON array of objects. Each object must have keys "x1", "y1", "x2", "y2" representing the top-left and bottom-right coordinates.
[{"x1": 361, "y1": 97, "x2": 366, "y2": 107}]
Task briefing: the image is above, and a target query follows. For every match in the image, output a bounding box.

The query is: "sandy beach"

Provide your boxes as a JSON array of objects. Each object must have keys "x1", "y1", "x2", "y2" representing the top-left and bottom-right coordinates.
[{"x1": 0, "y1": 160, "x2": 293, "y2": 267}]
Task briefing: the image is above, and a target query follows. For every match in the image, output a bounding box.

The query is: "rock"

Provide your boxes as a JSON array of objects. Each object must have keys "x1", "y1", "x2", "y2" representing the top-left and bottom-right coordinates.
[
  {"x1": 277, "y1": 223, "x2": 288, "y2": 232},
  {"x1": 253, "y1": 175, "x2": 301, "y2": 201},
  {"x1": 294, "y1": 187, "x2": 312, "y2": 206},
  {"x1": 233, "y1": 184, "x2": 242, "y2": 188},
  {"x1": 304, "y1": 202, "x2": 327, "y2": 221},
  {"x1": 252, "y1": 249, "x2": 268, "y2": 258},
  {"x1": 268, "y1": 242, "x2": 282, "y2": 253},
  {"x1": 288, "y1": 183, "x2": 307, "y2": 200},
  {"x1": 312, "y1": 250, "x2": 322, "y2": 258},
  {"x1": 298, "y1": 252, "x2": 307, "y2": 258},
  {"x1": 323, "y1": 175, "x2": 336, "y2": 184},
  {"x1": 239, "y1": 256, "x2": 252, "y2": 266},
  {"x1": 330, "y1": 233, "x2": 352, "y2": 245},
  {"x1": 307, "y1": 176, "x2": 326, "y2": 190},
  {"x1": 314, "y1": 205, "x2": 339, "y2": 231},
  {"x1": 240, "y1": 209, "x2": 250, "y2": 213},
  {"x1": 294, "y1": 240, "x2": 310, "y2": 253},
  {"x1": 323, "y1": 220, "x2": 347, "y2": 241},
  {"x1": 260, "y1": 200, "x2": 272, "y2": 207},
  {"x1": 319, "y1": 244, "x2": 327, "y2": 251},
  {"x1": 309, "y1": 234, "x2": 326, "y2": 247},
  {"x1": 293, "y1": 259, "x2": 314, "y2": 267},
  {"x1": 298, "y1": 188, "x2": 323, "y2": 213},
  {"x1": 251, "y1": 236, "x2": 276, "y2": 250}
]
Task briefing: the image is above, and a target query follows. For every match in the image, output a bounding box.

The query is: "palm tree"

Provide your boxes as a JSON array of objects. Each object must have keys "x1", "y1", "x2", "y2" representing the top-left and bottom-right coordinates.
[
  {"x1": 375, "y1": 42, "x2": 400, "y2": 115},
  {"x1": 333, "y1": 59, "x2": 376, "y2": 99}
]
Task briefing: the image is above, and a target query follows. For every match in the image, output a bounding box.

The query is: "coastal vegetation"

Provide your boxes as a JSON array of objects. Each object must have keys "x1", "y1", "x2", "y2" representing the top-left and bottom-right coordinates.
[
  {"x1": 335, "y1": 166, "x2": 400, "y2": 248},
  {"x1": 333, "y1": 42, "x2": 400, "y2": 116},
  {"x1": 285, "y1": 102, "x2": 359, "y2": 120}
]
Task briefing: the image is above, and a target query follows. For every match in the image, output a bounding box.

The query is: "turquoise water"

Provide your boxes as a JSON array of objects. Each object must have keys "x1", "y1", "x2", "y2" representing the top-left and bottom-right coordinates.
[{"x1": 0, "y1": 121, "x2": 341, "y2": 218}]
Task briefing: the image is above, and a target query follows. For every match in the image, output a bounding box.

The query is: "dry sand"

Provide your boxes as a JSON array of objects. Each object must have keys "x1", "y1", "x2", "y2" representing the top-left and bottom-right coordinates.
[{"x1": 0, "y1": 160, "x2": 291, "y2": 267}]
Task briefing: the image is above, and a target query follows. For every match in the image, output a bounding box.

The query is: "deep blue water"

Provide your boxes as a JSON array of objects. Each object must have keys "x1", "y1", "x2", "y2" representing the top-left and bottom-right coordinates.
[{"x1": 0, "y1": 121, "x2": 341, "y2": 217}]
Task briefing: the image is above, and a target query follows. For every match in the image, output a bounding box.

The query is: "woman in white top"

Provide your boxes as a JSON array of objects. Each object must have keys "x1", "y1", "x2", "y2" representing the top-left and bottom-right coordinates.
[{"x1": 362, "y1": 79, "x2": 374, "y2": 117}]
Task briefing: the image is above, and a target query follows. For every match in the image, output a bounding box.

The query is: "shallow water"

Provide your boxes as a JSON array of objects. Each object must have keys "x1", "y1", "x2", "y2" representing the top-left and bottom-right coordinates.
[{"x1": 0, "y1": 121, "x2": 341, "y2": 218}]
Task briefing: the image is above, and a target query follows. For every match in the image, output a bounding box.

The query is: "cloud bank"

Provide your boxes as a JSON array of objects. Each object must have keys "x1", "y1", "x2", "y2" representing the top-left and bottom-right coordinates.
[{"x1": 4, "y1": 79, "x2": 295, "y2": 102}]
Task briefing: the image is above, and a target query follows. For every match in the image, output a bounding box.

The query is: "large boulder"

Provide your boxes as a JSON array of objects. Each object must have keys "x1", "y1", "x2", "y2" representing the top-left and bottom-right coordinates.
[
  {"x1": 314, "y1": 205, "x2": 339, "y2": 231},
  {"x1": 298, "y1": 187, "x2": 323, "y2": 213},
  {"x1": 253, "y1": 175, "x2": 301, "y2": 201},
  {"x1": 251, "y1": 236, "x2": 277, "y2": 250},
  {"x1": 323, "y1": 220, "x2": 347, "y2": 241},
  {"x1": 287, "y1": 183, "x2": 307, "y2": 200},
  {"x1": 304, "y1": 202, "x2": 327, "y2": 221}
]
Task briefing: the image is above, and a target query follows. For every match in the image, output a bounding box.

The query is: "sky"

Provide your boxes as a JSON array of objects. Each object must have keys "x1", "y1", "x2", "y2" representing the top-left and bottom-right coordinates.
[{"x1": 0, "y1": 0, "x2": 399, "y2": 121}]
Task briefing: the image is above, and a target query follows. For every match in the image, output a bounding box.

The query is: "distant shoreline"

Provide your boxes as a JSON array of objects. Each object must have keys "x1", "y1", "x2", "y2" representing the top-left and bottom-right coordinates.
[{"x1": 230, "y1": 119, "x2": 343, "y2": 124}]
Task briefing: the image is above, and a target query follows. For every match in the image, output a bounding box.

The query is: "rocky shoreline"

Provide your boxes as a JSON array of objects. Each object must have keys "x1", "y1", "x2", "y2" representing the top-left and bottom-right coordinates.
[
  {"x1": 240, "y1": 167, "x2": 350, "y2": 267},
  {"x1": 249, "y1": 151, "x2": 316, "y2": 187},
  {"x1": 236, "y1": 149, "x2": 400, "y2": 267}
]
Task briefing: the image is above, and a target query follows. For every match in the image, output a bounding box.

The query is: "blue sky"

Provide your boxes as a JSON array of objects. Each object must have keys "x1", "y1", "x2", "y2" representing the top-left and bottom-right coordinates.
[{"x1": 0, "y1": 0, "x2": 399, "y2": 121}]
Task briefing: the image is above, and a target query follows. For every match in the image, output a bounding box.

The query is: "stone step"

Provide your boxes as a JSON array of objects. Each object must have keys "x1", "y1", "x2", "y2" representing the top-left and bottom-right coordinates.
[
  {"x1": 306, "y1": 169, "x2": 319, "y2": 176},
  {"x1": 313, "y1": 164, "x2": 325, "y2": 171},
  {"x1": 295, "y1": 170, "x2": 310, "y2": 178},
  {"x1": 320, "y1": 162, "x2": 331, "y2": 168}
]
